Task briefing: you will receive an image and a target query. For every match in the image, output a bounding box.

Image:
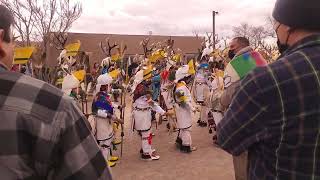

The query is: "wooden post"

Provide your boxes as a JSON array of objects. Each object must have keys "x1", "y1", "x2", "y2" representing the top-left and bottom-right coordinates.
[{"x1": 212, "y1": 11, "x2": 218, "y2": 49}]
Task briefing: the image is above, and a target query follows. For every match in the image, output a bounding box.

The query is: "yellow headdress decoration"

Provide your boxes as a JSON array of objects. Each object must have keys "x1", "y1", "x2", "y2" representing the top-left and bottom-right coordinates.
[
  {"x1": 65, "y1": 40, "x2": 81, "y2": 57},
  {"x1": 173, "y1": 54, "x2": 181, "y2": 62},
  {"x1": 143, "y1": 65, "x2": 153, "y2": 80},
  {"x1": 109, "y1": 68, "x2": 121, "y2": 79},
  {"x1": 14, "y1": 46, "x2": 35, "y2": 64},
  {"x1": 72, "y1": 70, "x2": 86, "y2": 82},
  {"x1": 188, "y1": 59, "x2": 196, "y2": 75},
  {"x1": 149, "y1": 49, "x2": 166, "y2": 63},
  {"x1": 111, "y1": 54, "x2": 121, "y2": 62}
]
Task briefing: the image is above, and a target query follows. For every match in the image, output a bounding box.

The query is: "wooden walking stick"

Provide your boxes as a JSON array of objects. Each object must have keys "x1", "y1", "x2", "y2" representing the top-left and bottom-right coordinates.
[
  {"x1": 119, "y1": 58, "x2": 127, "y2": 157},
  {"x1": 120, "y1": 85, "x2": 126, "y2": 157},
  {"x1": 118, "y1": 49, "x2": 128, "y2": 157}
]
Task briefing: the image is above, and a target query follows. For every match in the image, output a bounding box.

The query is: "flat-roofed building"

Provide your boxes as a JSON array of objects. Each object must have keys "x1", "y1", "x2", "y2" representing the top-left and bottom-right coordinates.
[{"x1": 46, "y1": 32, "x2": 203, "y2": 67}]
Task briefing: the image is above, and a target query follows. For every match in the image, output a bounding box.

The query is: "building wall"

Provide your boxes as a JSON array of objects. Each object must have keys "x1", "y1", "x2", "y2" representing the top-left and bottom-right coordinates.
[{"x1": 46, "y1": 32, "x2": 202, "y2": 67}]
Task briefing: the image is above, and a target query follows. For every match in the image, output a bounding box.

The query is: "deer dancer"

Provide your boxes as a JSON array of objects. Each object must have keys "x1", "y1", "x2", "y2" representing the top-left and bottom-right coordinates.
[
  {"x1": 173, "y1": 63, "x2": 198, "y2": 153},
  {"x1": 92, "y1": 73, "x2": 124, "y2": 167},
  {"x1": 131, "y1": 67, "x2": 168, "y2": 161}
]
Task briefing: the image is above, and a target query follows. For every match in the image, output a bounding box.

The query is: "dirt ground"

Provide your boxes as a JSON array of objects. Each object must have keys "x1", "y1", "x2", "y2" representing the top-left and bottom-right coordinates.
[{"x1": 107, "y1": 96, "x2": 235, "y2": 180}]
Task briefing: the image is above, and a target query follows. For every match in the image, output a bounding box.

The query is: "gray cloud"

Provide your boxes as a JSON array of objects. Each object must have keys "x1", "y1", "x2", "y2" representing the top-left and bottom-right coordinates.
[{"x1": 70, "y1": 0, "x2": 276, "y2": 36}]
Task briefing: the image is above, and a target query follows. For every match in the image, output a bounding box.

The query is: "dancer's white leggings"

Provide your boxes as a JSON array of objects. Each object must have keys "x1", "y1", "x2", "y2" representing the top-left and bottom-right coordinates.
[
  {"x1": 98, "y1": 137, "x2": 113, "y2": 161},
  {"x1": 200, "y1": 106, "x2": 210, "y2": 122},
  {"x1": 141, "y1": 130, "x2": 153, "y2": 154},
  {"x1": 179, "y1": 128, "x2": 192, "y2": 146}
]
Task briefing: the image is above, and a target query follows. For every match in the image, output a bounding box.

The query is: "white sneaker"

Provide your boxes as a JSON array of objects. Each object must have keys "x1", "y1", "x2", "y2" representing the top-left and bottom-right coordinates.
[
  {"x1": 191, "y1": 146, "x2": 197, "y2": 151},
  {"x1": 150, "y1": 154, "x2": 160, "y2": 160},
  {"x1": 141, "y1": 152, "x2": 160, "y2": 161},
  {"x1": 150, "y1": 151, "x2": 160, "y2": 160}
]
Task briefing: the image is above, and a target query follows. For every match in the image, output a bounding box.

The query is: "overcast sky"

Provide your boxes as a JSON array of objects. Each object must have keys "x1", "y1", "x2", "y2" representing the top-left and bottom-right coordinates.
[{"x1": 70, "y1": 0, "x2": 276, "y2": 37}]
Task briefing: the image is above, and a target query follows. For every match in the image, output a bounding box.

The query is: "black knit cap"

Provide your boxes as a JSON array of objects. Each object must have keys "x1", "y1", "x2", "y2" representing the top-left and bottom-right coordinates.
[{"x1": 273, "y1": 0, "x2": 320, "y2": 30}]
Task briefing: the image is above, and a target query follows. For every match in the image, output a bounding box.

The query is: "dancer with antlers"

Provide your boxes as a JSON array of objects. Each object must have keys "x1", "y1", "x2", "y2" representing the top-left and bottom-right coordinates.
[
  {"x1": 131, "y1": 66, "x2": 169, "y2": 161},
  {"x1": 173, "y1": 61, "x2": 198, "y2": 153},
  {"x1": 100, "y1": 38, "x2": 118, "y2": 74}
]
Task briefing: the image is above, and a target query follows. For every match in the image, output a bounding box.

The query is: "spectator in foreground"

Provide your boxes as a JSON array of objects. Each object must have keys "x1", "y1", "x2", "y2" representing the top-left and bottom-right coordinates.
[
  {"x1": 217, "y1": 0, "x2": 320, "y2": 179},
  {"x1": 220, "y1": 37, "x2": 267, "y2": 180},
  {"x1": 0, "y1": 5, "x2": 112, "y2": 180}
]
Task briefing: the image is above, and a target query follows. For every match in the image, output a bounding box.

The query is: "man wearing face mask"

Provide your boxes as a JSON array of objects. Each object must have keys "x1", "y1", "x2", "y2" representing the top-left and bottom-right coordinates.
[
  {"x1": 220, "y1": 37, "x2": 252, "y2": 109},
  {"x1": 219, "y1": 37, "x2": 268, "y2": 180},
  {"x1": 228, "y1": 37, "x2": 251, "y2": 60},
  {"x1": 217, "y1": 0, "x2": 320, "y2": 179}
]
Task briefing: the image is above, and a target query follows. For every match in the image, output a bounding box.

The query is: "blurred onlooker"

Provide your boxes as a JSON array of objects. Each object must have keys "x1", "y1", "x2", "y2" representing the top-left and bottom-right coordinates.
[
  {"x1": 0, "y1": 5, "x2": 112, "y2": 179},
  {"x1": 217, "y1": 0, "x2": 320, "y2": 179}
]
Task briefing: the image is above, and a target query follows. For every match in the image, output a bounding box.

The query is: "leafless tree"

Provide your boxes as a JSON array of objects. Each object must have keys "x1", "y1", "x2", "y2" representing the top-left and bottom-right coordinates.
[
  {"x1": 33, "y1": 0, "x2": 82, "y2": 51},
  {"x1": 232, "y1": 20, "x2": 278, "y2": 61},
  {"x1": 232, "y1": 20, "x2": 275, "y2": 49},
  {"x1": 205, "y1": 32, "x2": 216, "y2": 48},
  {"x1": 232, "y1": 23, "x2": 252, "y2": 40},
  {"x1": 1, "y1": 0, "x2": 82, "y2": 64},
  {"x1": 49, "y1": 33, "x2": 69, "y2": 51},
  {"x1": 1, "y1": 0, "x2": 36, "y2": 46},
  {"x1": 192, "y1": 29, "x2": 200, "y2": 39}
]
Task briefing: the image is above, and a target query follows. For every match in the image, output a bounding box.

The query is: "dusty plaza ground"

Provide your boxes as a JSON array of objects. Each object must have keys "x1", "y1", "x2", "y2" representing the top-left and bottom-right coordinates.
[{"x1": 104, "y1": 96, "x2": 235, "y2": 180}]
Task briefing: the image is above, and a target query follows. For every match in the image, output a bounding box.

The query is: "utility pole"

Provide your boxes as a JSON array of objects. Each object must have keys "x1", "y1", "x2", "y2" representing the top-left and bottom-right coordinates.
[{"x1": 212, "y1": 11, "x2": 218, "y2": 49}]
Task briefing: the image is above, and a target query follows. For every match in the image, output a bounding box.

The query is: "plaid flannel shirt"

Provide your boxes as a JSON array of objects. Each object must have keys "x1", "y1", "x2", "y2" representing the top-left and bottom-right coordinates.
[
  {"x1": 217, "y1": 34, "x2": 320, "y2": 180},
  {"x1": 0, "y1": 67, "x2": 112, "y2": 179}
]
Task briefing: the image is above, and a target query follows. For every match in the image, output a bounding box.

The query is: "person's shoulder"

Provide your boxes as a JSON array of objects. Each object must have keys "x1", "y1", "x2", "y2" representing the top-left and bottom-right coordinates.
[
  {"x1": 0, "y1": 72, "x2": 76, "y2": 122},
  {"x1": 269, "y1": 48, "x2": 315, "y2": 69},
  {"x1": 239, "y1": 64, "x2": 274, "y2": 94},
  {"x1": 242, "y1": 65, "x2": 269, "y2": 83},
  {"x1": 18, "y1": 73, "x2": 64, "y2": 100}
]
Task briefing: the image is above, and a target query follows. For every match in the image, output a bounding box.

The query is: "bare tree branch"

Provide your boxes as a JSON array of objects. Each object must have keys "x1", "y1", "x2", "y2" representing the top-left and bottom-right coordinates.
[
  {"x1": 1, "y1": 0, "x2": 82, "y2": 65},
  {"x1": 1, "y1": 0, "x2": 36, "y2": 46},
  {"x1": 232, "y1": 21, "x2": 278, "y2": 61}
]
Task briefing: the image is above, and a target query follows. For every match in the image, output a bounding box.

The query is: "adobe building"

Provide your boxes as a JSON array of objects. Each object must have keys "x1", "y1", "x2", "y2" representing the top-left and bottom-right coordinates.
[{"x1": 46, "y1": 32, "x2": 203, "y2": 67}]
